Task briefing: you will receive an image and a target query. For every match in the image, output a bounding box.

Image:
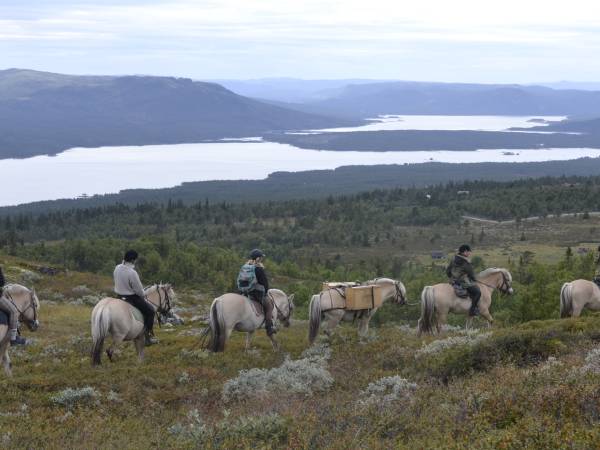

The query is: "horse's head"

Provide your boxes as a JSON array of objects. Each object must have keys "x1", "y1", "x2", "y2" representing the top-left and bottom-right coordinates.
[
  {"x1": 4, "y1": 285, "x2": 40, "y2": 331},
  {"x1": 271, "y1": 290, "x2": 294, "y2": 328},
  {"x1": 479, "y1": 268, "x2": 514, "y2": 295}
]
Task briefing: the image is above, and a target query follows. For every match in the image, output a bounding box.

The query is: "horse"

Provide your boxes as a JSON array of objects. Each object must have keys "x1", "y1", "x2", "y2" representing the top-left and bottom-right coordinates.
[
  {"x1": 559, "y1": 280, "x2": 600, "y2": 318},
  {"x1": 308, "y1": 278, "x2": 407, "y2": 344},
  {"x1": 417, "y1": 268, "x2": 513, "y2": 335},
  {"x1": 0, "y1": 284, "x2": 40, "y2": 377},
  {"x1": 90, "y1": 283, "x2": 175, "y2": 366},
  {"x1": 207, "y1": 289, "x2": 294, "y2": 352}
]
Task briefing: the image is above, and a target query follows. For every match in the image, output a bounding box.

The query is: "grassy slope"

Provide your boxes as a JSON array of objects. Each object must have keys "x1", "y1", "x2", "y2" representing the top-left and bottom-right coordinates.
[{"x1": 3, "y1": 260, "x2": 600, "y2": 448}]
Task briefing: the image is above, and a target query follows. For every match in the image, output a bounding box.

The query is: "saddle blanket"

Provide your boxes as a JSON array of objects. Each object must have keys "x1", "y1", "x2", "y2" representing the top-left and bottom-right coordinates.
[
  {"x1": 247, "y1": 298, "x2": 264, "y2": 318},
  {"x1": 118, "y1": 297, "x2": 145, "y2": 324},
  {"x1": 452, "y1": 283, "x2": 469, "y2": 298}
]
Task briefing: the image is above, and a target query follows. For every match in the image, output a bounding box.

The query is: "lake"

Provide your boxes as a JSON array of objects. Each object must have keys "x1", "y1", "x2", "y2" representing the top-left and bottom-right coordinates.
[{"x1": 1, "y1": 115, "x2": 596, "y2": 206}]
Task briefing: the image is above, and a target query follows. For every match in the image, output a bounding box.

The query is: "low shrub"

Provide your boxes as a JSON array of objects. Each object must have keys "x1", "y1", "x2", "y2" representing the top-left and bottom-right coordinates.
[
  {"x1": 358, "y1": 376, "x2": 417, "y2": 407},
  {"x1": 222, "y1": 355, "x2": 333, "y2": 402},
  {"x1": 50, "y1": 387, "x2": 99, "y2": 408}
]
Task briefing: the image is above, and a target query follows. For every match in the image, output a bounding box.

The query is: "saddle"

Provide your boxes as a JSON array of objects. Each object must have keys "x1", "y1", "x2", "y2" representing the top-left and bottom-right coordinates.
[
  {"x1": 0, "y1": 311, "x2": 7, "y2": 326},
  {"x1": 451, "y1": 282, "x2": 469, "y2": 298},
  {"x1": 242, "y1": 294, "x2": 266, "y2": 318}
]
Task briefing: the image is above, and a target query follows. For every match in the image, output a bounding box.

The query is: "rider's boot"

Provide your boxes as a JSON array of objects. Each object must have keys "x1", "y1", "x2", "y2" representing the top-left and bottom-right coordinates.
[
  {"x1": 10, "y1": 329, "x2": 26, "y2": 346},
  {"x1": 469, "y1": 303, "x2": 479, "y2": 317},
  {"x1": 144, "y1": 330, "x2": 159, "y2": 346},
  {"x1": 265, "y1": 320, "x2": 277, "y2": 337}
]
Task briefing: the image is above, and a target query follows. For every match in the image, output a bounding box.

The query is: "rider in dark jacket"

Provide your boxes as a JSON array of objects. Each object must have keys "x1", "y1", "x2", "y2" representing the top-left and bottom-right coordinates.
[
  {"x1": 245, "y1": 249, "x2": 275, "y2": 336},
  {"x1": 446, "y1": 244, "x2": 481, "y2": 316}
]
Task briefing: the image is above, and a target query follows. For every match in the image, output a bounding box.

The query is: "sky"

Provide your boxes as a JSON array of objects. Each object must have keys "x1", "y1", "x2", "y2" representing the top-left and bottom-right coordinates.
[{"x1": 2, "y1": 0, "x2": 600, "y2": 82}]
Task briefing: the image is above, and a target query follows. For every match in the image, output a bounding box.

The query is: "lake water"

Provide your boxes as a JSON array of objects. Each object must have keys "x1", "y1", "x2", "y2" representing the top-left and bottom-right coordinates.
[
  {"x1": 3, "y1": 141, "x2": 600, "y2": 206},
  {"x1": 291, "y1": 115, "x2": 567, "y2": 133}
]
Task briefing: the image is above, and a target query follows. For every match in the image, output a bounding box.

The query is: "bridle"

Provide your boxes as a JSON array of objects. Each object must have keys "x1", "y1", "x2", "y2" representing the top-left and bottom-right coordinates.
[
  {"x1": 154, "y1": 284, "x2": 172, "y2": 316},
  {"x1": 270, "y1": 291, "x2": 293, "y2": 323},
  {"x1": 478, "y1": 271, "x2": 512, "y2": 295},
  {"x1": 3, "y1": 286, "x2": 38, "y2": 325}
]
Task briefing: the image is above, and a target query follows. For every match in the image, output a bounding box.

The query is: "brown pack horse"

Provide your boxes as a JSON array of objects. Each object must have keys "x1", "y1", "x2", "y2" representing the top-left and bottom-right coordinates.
[
  {"x1": 0, "y1": 284, "x2": 40, "y2": 377},
  {"x1": 91, "y1": 284, "x2": 175, "y2": 365},
  {"x1": 308, "y1": 278, "x2": 407, "y2": 344},
  {"x1": 417, "y1": 268, "x2": 513, "y2": 335},
  {"x1": 560, "y1": 280, "x2": 600, "y2": 317}
]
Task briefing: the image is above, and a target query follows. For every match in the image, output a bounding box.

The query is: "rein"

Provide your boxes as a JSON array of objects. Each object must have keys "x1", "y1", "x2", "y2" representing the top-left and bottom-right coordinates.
[
  {"x1": 152, "y1": 284, "x2": 172, "y2": 325},
  {"x1": 477, "y1": 272, "x2": 511, "y2": 294}
]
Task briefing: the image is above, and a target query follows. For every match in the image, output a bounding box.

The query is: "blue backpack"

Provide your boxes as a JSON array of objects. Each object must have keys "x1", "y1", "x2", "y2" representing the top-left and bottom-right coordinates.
[{"x1": 237, "y1": 264, "x2": 257, "y2": 294}]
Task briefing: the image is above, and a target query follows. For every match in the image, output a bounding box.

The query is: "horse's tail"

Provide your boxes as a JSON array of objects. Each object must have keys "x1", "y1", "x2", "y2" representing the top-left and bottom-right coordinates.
[
  {"x1": 417, "y1": 286, "x2": 436, "y2": 335},
  {"x1": 560, "y1": 282, "x2": 573, "y2": 318},
  {"x1": 91, "y1": 302, "x2": 110, "y2": 366},
  {"x1": 308, "y1": 294, "x2": 322, "y2": 344},
  {"x1": 208, "y1": 299, "x2": 227, "y2": 352}
]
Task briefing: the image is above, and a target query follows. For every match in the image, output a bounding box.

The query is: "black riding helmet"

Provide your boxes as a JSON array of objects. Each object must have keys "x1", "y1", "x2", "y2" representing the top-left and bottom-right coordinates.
[{"x1": 249, "y1": 249, "x2": 266, "y2": 259}]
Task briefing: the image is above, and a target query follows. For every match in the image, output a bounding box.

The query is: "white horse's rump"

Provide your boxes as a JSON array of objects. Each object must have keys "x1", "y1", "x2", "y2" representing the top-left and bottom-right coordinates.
[
  {"x1": 207, "y1": 289, "x2": 294, "y2": 352},
  {"x1": 560, "y1": 280, "x2": 600, "y2": 318},
  {"x1": 90, "y1": 284, "x2": 175, "y2": 365}
]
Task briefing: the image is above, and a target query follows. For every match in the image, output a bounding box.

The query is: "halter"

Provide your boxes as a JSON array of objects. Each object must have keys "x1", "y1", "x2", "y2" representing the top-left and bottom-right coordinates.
[
  {"x1": 154, "y1": 284, "x2": 172, "y2": 314},
  {"x1": 373, "y1": 278, "x2": 409, "y2": 305},
  {"x1": 3, "y1": 286, "x2": 38, "y2": 324}
]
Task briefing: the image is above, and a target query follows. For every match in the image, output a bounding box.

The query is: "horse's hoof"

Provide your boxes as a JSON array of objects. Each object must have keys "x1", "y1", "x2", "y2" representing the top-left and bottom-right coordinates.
[{"x1": 106, "y1": 349, "x2": 114, "y2": 362}]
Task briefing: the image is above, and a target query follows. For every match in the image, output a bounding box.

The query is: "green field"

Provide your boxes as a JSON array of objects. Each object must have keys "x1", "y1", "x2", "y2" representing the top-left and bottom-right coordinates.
[{"x1": 2, "y1": 259, "x2": 600, "y2": 449}]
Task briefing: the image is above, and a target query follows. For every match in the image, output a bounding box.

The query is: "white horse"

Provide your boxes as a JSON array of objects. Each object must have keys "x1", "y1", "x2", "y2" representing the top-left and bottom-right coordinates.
[
  {"x1": 560, "y1": 280, "x2": 600, "y2": 318},
  {"x1": 308, "y1": 278, "x2": 407, "y2": 344},
  {"x1": 207, "y1": 289, "x2": 295, "y2": 352},
  {"x1": 0, "y1": 284, "x2": 40, "y2": 377},
  {"x1": 91, "y1": 283, "x2": 175, "y2": 365},
  {"x1": 417, "y1": 268, "x2": 513, "y2": 335}
]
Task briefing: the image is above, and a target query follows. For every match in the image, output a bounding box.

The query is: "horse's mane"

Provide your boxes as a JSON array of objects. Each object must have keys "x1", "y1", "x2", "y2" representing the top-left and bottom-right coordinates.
[
  {"x1": 478, "y1": 268, "x2": 512, "y2": 282},
  {"x1": 4, "y1": 283, "x2": 31, "y2": 295},
  {"x1": 365, "y1": 277, "x2": 397, "y2": 285}
]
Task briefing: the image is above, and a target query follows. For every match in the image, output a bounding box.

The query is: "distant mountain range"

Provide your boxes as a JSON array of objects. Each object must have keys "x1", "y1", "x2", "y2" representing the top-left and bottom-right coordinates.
[
  {"x1": 0, "y1": 69, "x2": 356, "y2": 158},
  {"x1": 279, "y1": 81, "x2": 600, "y2": 118}
]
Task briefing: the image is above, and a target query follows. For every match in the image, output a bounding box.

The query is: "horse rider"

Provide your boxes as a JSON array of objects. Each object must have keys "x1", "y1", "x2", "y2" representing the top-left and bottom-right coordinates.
[
  {"x1": 446, "y1": 244, "x2": 481, "y2": 316},
  {"x1": 113, "y1": 250, "x2": 158, "y2": 345},
  {"x1": 238, "y1": 249, "x2": 276, "y2": 336},
  {"x1": 0, "y1": 265, "x2": 27, "y2": 346},
  {"x1": 594, "y1": 245, "x2": 600, "y2": 288}
]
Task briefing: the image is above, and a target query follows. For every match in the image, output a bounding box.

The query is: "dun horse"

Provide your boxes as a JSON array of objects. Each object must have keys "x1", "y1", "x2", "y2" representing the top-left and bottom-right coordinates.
[
  {"x1": 418, "y1": 268, "x2": 513, "y2": 335},
  {"x1": 0, "y1": 284, "x2": 40, "y2": 377},
  {"x1": 91, "y1": 284, "x2": 175, "y2": 365},
  {"x1": 207, "y1": 289, "x2": 294, "y2": 352},
  {"x1": 308, "y1": 278, "x2": 407, "y2": 344},
  {"x1": 560, "y1": 280, "x2": 600, "y2": 317}
]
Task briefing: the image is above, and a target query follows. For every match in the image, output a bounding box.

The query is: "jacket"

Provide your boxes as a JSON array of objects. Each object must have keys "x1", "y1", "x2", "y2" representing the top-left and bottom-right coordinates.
[
  {"x1": 446, "y1": 254, "x2": 477, "y2": 287},
  {"x1": 113, "y1": 261, "x2": 145, "y2": 298}
]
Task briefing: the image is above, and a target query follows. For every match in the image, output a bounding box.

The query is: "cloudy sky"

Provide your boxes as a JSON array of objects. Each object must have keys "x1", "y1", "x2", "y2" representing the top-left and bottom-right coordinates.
[{"x1": 2, "y1": 0, "x2": 600, "y2": 82}]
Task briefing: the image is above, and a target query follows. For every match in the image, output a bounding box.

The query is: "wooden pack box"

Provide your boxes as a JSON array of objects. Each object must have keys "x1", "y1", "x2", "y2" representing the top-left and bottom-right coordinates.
[{"x1": 345, "y1": 285, "x2": 383, "y2": 310}]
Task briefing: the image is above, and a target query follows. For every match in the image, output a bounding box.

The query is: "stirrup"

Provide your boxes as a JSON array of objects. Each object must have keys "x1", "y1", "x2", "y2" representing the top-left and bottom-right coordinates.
[{"x1": 10, "y1": 336, "x2": 27, "y2": 346}]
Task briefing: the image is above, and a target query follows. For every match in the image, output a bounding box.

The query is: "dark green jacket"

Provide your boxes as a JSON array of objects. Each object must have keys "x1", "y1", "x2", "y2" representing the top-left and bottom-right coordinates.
[{"x1": 446, "y1": 254, "x2": 477, "y2": 287}]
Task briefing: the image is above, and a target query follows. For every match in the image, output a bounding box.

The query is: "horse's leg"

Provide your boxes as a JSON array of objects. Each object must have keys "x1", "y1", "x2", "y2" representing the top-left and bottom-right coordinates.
[
  {"x1": 358, "y1": 314, "x2": 372, "y2": 339},
  {"x1": 268, "y1": 334, "x2": 280, "y2": 352},
  {"x1": 134, "y1": 334, "x2": 145, "y2": 363},
  {"x1": 572, "y1": 304, "x2": 584, "y2": 318},
  {"x1": 245, "y1": 331, "x2": 255, "y2": 352},
  {"x1": 479, "y1": 309, "x2": 494, "y2": 328},
  {"x1": 106, "y1": 334, "x2": 125, "y2": 362},
  {"x1": 436, "y1": 311, "x2": 447, "y2": 334},
  {"x1": 2, "y1": 345, "x2": 11, "y2": 377},
  {"x1": 324, "y1": 311, "x2": 344, "y2": 337}
]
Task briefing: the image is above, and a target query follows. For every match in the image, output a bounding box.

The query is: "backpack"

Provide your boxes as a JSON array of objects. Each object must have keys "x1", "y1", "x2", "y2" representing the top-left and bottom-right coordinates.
[{"x1": 237, "y1": 264, "x2": 257, "y2": 294}]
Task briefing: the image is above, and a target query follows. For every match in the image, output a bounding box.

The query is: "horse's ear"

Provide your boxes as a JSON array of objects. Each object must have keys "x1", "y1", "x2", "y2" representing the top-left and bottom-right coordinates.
[{"x1": 288, "y1": 293, "x2": 295, "y2": 303}]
